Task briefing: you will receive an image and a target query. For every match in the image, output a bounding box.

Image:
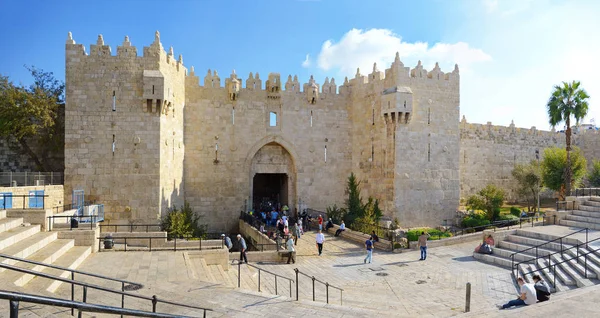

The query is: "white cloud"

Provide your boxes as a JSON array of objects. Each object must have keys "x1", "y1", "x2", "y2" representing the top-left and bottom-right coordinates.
[
  {"x1": 313, "y1": 28, "x2": 491, "y2": 78},
  {"x1": 301, "y1": 54, "x2": 311, "y2": 68}
]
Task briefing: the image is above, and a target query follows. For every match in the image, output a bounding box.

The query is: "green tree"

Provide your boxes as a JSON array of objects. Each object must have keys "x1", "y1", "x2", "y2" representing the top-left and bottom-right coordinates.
[
  {"x1": 354, "y1": 197, "x2": 383, "y2": 233},
  {"x1": 0, "y1": 66, "x2": 64, "y2": 171},
  {"x1": 512, "y1": 160, "x2": 541, "y2": 211},
  {"x1": 466, "y1": 184, "x2": 506, "y2": 221},
  {"x1": 589, "y1": 160, "x2": 600, "y2": 187},
  {"x1": 344, "y1": 172, "x2": 365, "y2": 226},
  {"x1": 161, "y1": 201, "x2": 206, "y2": 238},
  {"x1": 547, "y1": 80, "x2": 590, "y2": 196},
  {"x1": 541, "y1": 146, "x2": 587, "y2": 198}
]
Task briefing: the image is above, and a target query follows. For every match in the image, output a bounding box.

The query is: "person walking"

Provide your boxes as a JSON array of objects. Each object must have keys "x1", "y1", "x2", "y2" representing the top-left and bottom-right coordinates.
[
  {"x1": 364, "y1": 236, "x2": 374, "y2": 264},
  {"x1": 316, "y1": 229, "x2": 325, "y2": 256},
  {"x1": 237, "y1": 234, "x2": 248, "y2": 263},
  {"x1": 418, "y1": 231, "x2": 430, "y2": 260},
  {"x1": 293, "y1": 222, "x2": 301, "y2": 245},
  {"x1": 286, "y1": 236, "x2": 296, "y2": 264}
]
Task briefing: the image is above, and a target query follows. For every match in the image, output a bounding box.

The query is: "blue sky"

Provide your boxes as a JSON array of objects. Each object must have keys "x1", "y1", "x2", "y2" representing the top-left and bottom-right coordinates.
[{"x1": 1, "y1": 0, "x2": 599, "y2": 130}]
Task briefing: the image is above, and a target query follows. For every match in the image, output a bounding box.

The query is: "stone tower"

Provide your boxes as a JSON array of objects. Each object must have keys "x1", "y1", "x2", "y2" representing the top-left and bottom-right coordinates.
[{"x1": 64, "y1": 31, "x2": 186, "y2": 223}]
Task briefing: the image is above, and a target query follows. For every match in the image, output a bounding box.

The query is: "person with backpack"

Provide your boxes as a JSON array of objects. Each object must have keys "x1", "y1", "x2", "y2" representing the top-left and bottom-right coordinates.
[{"x1": 533, "y1": 275, "x2": 551, "y2": 302}]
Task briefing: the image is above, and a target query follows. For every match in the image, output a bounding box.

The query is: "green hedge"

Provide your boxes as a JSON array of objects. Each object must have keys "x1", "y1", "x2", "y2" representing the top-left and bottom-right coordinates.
[
  {"x1": 461, "y1": 211, "x2": 491, "y2": 228},
  {"x1": 406, "y1": 228, "x2": 452, "y2": 241}
]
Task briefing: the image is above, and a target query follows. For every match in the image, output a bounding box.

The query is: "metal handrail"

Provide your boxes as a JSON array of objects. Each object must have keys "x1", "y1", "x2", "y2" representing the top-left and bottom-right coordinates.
[
  {"x1": 0, "y1": 290, "x2": 189, "y2": 318},
  {"x1": 97, "y1": 236, "x2": 224, "y2": 252},
  {"x1": 232, "y1": 260, "x2": 294, "y2": 297},
  {"x1": 99, "y1": 223, "x2": 162, "y2": 233},
  {"x1": 513, "y1": 235, "x2": 600, "y2": 277},
  {"x1": 294, "y1": 268, "x2": 343, "y2": 305},
  {"x1": 571, "y1": 188, "x2": 600, "y2": 197},
  {"x1": 0, "y1": 252, "x2": 141, "y2": 288},
  {"x1": 47, "y1": 214, "x2": 99, "y2": 231},
  {"x1": 509, "y1": 228, "x2": 588, "y2": 275},
  {"x1": 0, "y1": 262, "x2": 212, "y2": 316},
  {"x1": 518, "y1": 245, "x2": 600, "y2": 289}
]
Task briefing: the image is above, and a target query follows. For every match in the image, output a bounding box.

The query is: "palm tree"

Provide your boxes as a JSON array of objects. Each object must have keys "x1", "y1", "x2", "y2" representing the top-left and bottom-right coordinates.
[{"x1": 547, "y1": 80, "x2": 590, "y2": 197}]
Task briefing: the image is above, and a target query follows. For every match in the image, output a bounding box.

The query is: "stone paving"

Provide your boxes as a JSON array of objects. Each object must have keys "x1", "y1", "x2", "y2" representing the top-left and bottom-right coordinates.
[{"x1": 54, "y1": 229, "x2": 520, "y2": 317}]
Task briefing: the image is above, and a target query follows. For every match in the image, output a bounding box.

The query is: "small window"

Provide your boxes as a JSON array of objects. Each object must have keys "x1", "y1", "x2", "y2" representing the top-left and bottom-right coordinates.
[
  {"x1": 270, "y1": 112, "x2": 277, "y2": 127},
  {"x1": 324, "y1": 145, "x2": 327, "y2": 163},
  {"x1": 112, "y1": 135, "x2": 116, "y2": 155},
  {"x1": 112, "y1": 91, "x2": 116, "y2": 111},
  {"x1": 232, "y1": 107, "x2": 235, "y2": 125},
  {"x1": 147, "y1": 99, "x2": 152, "y2": 112},
  {"x1": 310, "y1": 110, "x2": 313, "y2": 127},
  {"x1": 152, "y1": 85, "x2": 155, "y2": 95}
]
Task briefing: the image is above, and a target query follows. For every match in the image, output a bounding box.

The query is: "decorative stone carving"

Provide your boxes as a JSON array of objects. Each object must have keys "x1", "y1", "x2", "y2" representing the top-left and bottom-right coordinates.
[{"x1": 227, "y1": 70, "x2": 240, "y2": 101}]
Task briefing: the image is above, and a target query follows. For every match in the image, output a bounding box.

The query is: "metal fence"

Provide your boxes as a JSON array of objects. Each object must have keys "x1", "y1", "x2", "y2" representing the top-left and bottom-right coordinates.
[{"x1": 0, "y1": 172, "x2": 63, "y2": 187}]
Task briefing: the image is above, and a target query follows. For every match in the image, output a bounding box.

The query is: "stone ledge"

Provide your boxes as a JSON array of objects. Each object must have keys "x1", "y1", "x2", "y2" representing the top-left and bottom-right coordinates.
[{"x1": 326, "y1": 224, "x2": 392, "y2": 251}]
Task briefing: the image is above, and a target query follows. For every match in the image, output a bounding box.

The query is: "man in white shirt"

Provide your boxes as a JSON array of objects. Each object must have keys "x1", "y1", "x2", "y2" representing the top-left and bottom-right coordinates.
[
  {"x1": 498, "y1": 277, "x2": 537, "y2": 309},
  {"x1": 335, "y1": 220, "x2": 346, "y2": 237},
  {"x1": 315, "y1": 230, "x2": 325, "y2": 256},
  {"x1": 286, "y1": 236, "x2": 296, "y2": 264}
]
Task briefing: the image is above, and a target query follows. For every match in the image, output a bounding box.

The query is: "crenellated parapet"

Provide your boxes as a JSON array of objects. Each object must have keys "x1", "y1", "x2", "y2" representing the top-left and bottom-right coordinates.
[{"x1": 460, "y1": 116, "x2": 565, "y2": 143}]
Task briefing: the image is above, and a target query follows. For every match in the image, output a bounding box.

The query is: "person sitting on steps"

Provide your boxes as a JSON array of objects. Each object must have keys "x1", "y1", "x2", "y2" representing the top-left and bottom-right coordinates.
[
  {"x1": 335, "y1": 220, "x2": 346, "y2": 237},
  {"x1": 533, "y1": 274, "x2": 551, "y2": 302}
]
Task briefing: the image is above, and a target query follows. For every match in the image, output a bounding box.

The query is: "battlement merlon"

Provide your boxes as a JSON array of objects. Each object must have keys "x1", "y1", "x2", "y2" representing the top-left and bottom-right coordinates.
[
  {"x1": 186, "y1": 52, "x2": 459, "y2": 96},
  {"x1": 65, "y1": 31, "x2": 186, "y2": 73}
]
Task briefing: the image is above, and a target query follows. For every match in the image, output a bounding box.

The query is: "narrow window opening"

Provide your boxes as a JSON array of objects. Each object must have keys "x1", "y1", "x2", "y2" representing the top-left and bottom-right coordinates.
[
  {"x1": 324, "y1": 145, "x2": 327, "y2": 163},
  {"x1": 112, "y1": 91, "x2": 116, "y2": 111},
  {"x1": 371, "y1": 142, "x2": 374, "y2": 162},
  {"x1": 388, "y1": 101, "x2": 390, "y2": 108},
  {"x1": 152, "y1": 85, "x2": 155, "y2": 95},
  {"x1": 146, "y1": 99, "x2": 152, "y2": 112},
  {"x1": 404, "y1": 101, "x2": 406, "y2": 108},
  {"x1": 372, "y1": 109, "x2": 375, "y2": 125},
  {"x1": 405, "y1": 113, "x2": 409, "y2": 124},
  {"x1": 232, "y1": 107, "x2": 235, "y2": 125},
  {"x1": 310, "y1": 110, "x2": 313, "y2": 127},
  {"x1": 156, "y1": 99, "x2": 161, "y2": 113},
  {"x1": 269, "y1": 112, "x2": 277, "y2": 127},
  {"x1": 112, "y1": 135, "x2": 116, "y2": 155},
  {"x1": 428, "y1": 107, "x2": 431, "y2": 125},
  {"x1": 428, "y1": 143, "x2": 431, "y2": 162}
]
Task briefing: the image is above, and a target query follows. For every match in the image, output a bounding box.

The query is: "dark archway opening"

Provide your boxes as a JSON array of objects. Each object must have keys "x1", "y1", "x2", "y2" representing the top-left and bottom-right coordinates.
[{"x1": 253, "y1": 173, "x2": 288, "y2": 212}]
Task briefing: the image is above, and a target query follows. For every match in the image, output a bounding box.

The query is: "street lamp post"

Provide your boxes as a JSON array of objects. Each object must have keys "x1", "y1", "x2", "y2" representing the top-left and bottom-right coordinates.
[{"x1": 536, "y1": 149, "x2": 540, "y2": 214}]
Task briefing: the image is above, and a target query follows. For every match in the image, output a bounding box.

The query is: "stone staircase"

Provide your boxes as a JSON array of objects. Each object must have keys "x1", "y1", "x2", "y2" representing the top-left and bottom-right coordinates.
[
  {"x1": 473, "y1": 228, "x2": 600, "y2": 293},
  {"x1": 0, "y1": 210, "x2": 91, "y2": 295},
  {"x1": 561, "y1": 196, "x2": 600, "y2": 230}
]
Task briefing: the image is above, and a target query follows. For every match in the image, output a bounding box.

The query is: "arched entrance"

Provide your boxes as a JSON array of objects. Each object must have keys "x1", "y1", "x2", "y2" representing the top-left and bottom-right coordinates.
[{"x1": 249, "y1": 142, "x2": 296, "y2": 216}]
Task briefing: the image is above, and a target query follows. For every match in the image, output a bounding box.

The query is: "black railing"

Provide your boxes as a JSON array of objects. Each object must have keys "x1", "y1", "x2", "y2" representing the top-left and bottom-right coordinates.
[
  {"x1": 98, "y1": 235, "x2": 225, "y2": 252},
  {"x1": 0, "y1": 290, "x2": 189, "y2": 318},
  {"x1": 294, "y1": 268, "x2": 343, "y2": 305},
  {"x1": 0, "y1": 262, "x2": 212, "y2": 317},
  {"x1": 571, "y1": 188, "x2": 600, "y2": 198},
  {"x1": 51, "y1": 200, "x2": 97, "y2": 214},
  {"x1": 510, "y1": 228, "x2": 589, "y2": 277},
  {"x1": 232, "y1": 260, "x2": 294, "y2": 297},
  {"x1": 99, "y1": 224, "x2": 162, "y2": 233},
  {"x1": 518, "y1": 245, "x2": 600, "y2": 289},
  {"x1": 48, "y1": 215, "x2": 100, "y2": 231},
  {"x1": 1, "y1": 194, "x2": 47, "y2": 209},
  {"x1": 556, "y1": 201, "x2": 575, "y2": 212},
  {"x1": 514, "y1": 235, "x2": 600, "y2": 282},
  {"x1": 254, "y1": 243, "x2": 281, "y2": 252},
  {"x1": 0, "y1": 252, "x2": 141, "y2": 316}
]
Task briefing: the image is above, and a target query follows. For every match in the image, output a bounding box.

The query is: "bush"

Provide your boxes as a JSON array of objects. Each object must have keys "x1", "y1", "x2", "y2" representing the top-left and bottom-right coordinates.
[
  {"x1": 461, "y1": 211, "x2": 491, "y2": 229},
  {"x1": 510, "y1": 207, "x2": 521, "y2": 217},
  {"x1": 497, "y1": 214, "x2": 520, "y2": 226},
  {"x1": 161, "y1": 201, "x2": 207, "y2": 239},
  {"x1": 406, "y1": 228, "x2": 452, "y2": 241},
  {"x1": 326, "y1": 204, "x2": 344, "y2": 224}
]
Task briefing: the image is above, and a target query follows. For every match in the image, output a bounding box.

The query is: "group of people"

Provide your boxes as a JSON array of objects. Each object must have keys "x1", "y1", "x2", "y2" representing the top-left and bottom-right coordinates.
[{"x1": 498, "y1": 275, "x2": 551, "y2": 309}]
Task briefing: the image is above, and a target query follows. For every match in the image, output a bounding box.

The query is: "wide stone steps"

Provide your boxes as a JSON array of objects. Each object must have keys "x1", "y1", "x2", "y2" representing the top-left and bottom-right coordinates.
[
  {"x1": 506, "y1": 234, "x2": 572, "y2": 251},
  {"x1": 0, "y1": 231, "x2": 57, "y2": 270},
  {"x1": 24, "y1": 246, "x2": 92, "y2": 293},
  {"x1": 514, "y1": 229, "x2": 580, "y2": 245},
  {"x1": 0, "y1": 217, "x2": 24, "y2": 234},
  {"x1": 576, "y1": 205, "x2": 600, "y2": 212},
  {"x1": 561, "y1": 219, "x2": 600, "y2": 231},
  {"x1": 2, "y1": 239, "x2": 76, "y2": 287},
  {"x1": 565, "y1": 214, "x2": 600, "y2": 225},
  {"x1": 0, "y1": 224, "x2": 42, "y2": 251},
  {"x1": 571, "y1": 209, "x2": 600, "y2": 218}
]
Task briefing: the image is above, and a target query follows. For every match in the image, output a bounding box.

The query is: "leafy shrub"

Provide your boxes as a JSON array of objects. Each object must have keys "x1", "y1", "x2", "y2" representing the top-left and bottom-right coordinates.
[
  {"x1": 161, "y1": 201, "x2": 207, "y2": 239},
  {"x1": 461, "y1": 211, "x2": 491, "y2": 229},
  {"x1": 406, "y1": 228, "x2": 452, "y2": 241},
  {"x1": 497, "y1": 214, "x2": 519, "y2": 225},
  {"x1": 326, "y1": 204, "x2": 345, "y2": 224},
  {"x1": 510, "y1": 207, "x2": 521, "y2": 217}
]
